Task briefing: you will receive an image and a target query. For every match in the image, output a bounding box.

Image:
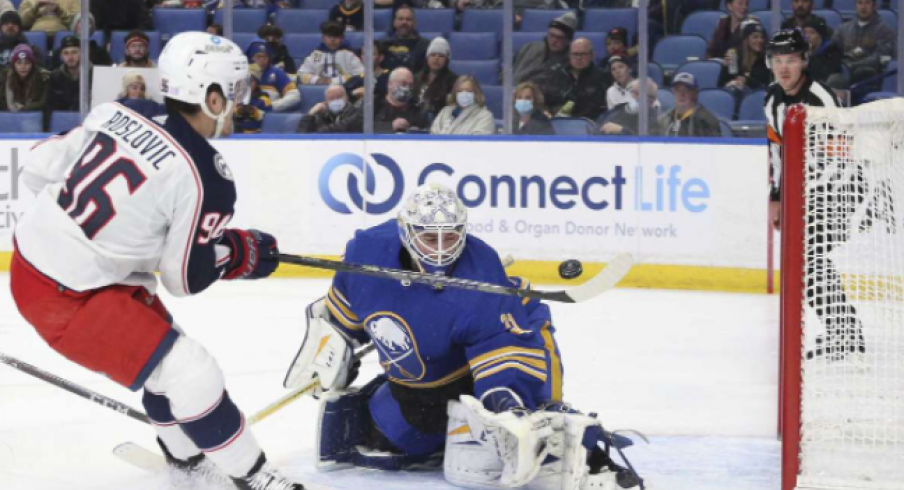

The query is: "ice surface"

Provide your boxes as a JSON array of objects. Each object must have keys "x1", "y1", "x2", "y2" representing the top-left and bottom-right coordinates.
[{"x1": 0, "y1": 276, "x2": 781, "y2": 490}]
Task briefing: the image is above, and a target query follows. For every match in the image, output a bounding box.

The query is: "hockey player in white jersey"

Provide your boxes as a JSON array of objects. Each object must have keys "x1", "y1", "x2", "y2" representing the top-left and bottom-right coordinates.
[{"x1": 9, "y1": 32, "x2": 304, "y2": 490}]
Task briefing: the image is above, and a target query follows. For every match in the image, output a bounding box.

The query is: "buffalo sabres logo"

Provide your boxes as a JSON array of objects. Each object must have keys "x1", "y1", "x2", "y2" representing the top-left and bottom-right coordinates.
[
  {"x1": 214, "y1": 154, "x2": 234, "y2": 181},
  {"x1": 366, "y1": 313, "x2": 426, "y2": 381}
]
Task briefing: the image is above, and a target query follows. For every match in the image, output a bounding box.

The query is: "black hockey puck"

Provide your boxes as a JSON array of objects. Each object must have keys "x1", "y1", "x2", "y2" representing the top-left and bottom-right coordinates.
[{"x1": 559, "y1": 259, "x2": 583, "y2": 279}]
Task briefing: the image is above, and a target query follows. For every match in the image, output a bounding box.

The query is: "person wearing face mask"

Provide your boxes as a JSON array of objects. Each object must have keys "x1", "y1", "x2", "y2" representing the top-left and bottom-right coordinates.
[
  {"x1": 258, "y1": 24, "x2": 296, "y2": 75},
  {"x1": 297, "y1": 84, "x2": 363, "y2": 133},
  {"x1": 375, "y1": 66, "x2": 429, "y2": 133},
  {"x1": 599, "y1": 78, "x2": 661, "y2": 136},
  {"x1": 430, "y1": 75, "x2": 495, "y2": 135},
  {"x1": 298, "y1": 21, "x2": 365, "y2": 86},
  {"x1": 512, "y1": 81, "x2": 553, "y2": 135}
]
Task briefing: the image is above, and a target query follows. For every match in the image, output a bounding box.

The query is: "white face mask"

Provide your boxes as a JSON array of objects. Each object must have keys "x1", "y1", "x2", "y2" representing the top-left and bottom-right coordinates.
[
  {"x1": 456, "y1": 91, "x2": 475, "y2": 108},
  {"x1": 327, "y1": 99, "x2": 347, "y2": 113},
  {"x1": 625, "y1": 97, "x2": 639, "y2": 114}
]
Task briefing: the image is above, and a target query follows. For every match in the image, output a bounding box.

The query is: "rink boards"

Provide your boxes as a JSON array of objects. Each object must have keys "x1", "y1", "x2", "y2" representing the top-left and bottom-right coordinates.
[{"x1": 0, "y1": 135, "x2": 772, "y2": 291}]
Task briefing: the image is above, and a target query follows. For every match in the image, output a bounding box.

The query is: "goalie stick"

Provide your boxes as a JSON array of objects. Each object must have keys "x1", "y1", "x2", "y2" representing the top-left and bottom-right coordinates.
[{"x1": 277, "y1": 253, "x2": 634, "y2": 304}]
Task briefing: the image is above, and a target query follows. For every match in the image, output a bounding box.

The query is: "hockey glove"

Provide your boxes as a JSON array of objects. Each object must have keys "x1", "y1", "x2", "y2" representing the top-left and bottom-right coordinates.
[{"x1": 221, "y1": 229, "x2": 279, "y2": 280}]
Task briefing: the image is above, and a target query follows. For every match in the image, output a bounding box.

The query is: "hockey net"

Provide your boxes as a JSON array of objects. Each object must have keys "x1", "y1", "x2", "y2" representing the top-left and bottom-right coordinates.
[{"x1": 781, "y1": 100, "x2": 904, "y2": 490}]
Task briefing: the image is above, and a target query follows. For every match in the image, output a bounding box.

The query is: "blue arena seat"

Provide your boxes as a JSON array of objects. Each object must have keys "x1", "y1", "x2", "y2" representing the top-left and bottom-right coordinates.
[
  {"x1": 675, "y1": 60, "x2": 723, "y2": 89},
  {"x1": 152, "y1": 8, "x2": 207, "y2": 41},
  {"x1": 461, "y1": 9, "x2": 503, "y2": 33},
  {"x1": 832, "y1": 0, "x2": 856, "y2": 18},
  {"x1": 52, "y1": 31, "x2": 74, "y2": 50},
  {"x1": 449, "y1": 59, "x2": 499, "y2": 85},
  {"x1": 722, "y1": 0, "x2": 768, "y2": 11},
  {"x1": 718, "y1": 118, "x2": 733, "y2": 138},
  {"x1": 213, "y1": 8, "x2": 268, "y2": 33},
  {"x1": 879, "y1": 10, "x2": 897, "y2": 32},
  {"x1": 882, "y1": 61, "x2": 897, "y2": 92},
  {"x1": 520, "y1": 9, "x2": 574, "y2": 32},
  {"x1": 647, "y1": 62, "x2": 664, "y2": 87},
  {"x1": 750, "y1": 11, "x2": 784, "y2": 36},
  {"x1": 375, "y1": 9, "x2": 393, "y2": 32},
  {"x1": 261, "y1": 113, "x2": 303, "y2": 134},
  {"x1": 737, "y1": 89, "x2": 767, "y2": 121},
  {"x1": 298, "y1": 0, "x2": 340, "y2": 8},
  {"x1": 551, "y1": 117, "x2": 596, "y2": 135},
  {"x1": 652, "y1": 35, "x2": 708, "y2": 75},
  {"x1": 231, "y1": 33, "x2": 257, "y2": 53},
  {"x1": 413, "y1": 9, "x2": 456, "y2": 35},
  {"x1": 512, "y1": 32, "x2": 546, "y2": 55},
  {"x1": 109, "y1": 31, "x2": 162, "y2": 64},
  {"x1": 862, "y1": 91, "x2": 900, "y2": 103},
  {"x1": 681, "y1": 10, "x2": 724, "y2": 39},
  {"x1": 698, "y1": 89, "x2": 736, "y2": 120},
  {"x1": 23, "y1": 31, "x2": 46, "y2": 51},
  {"x1": 582, "y1": 9, "x2": 637, "y2": 42},
  {"x1": 283, "y1": 33, "x2": 323, "y2": 61},
  {"x1": 657, "y1": 88, "x2": 675, "y2": 113},
  {"x1": 276, "y1": 9, "x2": 330, "y2": 33},
  {"x1": 344, "y1": 31, "x2": 388, "y2": 51},
  {"x1": 299, "y1": 84, "x2": 327, "y2": 114},
  {"x1": 483, "y1": 85, "x2": 503, "y2": 119},
  {"x1": 449, "y1": 32, "x2": 498, "y2": 61},
  {"x1": 573, "y1": 32, "x2": 606, "y2": 64},
  {"x1": 0, "y1": 112, "x2": 42, "y2": 133},
  {"x1": 49, "y1": 111, "x2": 80, "y2": 133},
  {"x1": 813, "y1": 10, "x2": 843, "y2": 31},
  {"x1": 419, "y1": 31, "x2": 444, "y2": 41}
]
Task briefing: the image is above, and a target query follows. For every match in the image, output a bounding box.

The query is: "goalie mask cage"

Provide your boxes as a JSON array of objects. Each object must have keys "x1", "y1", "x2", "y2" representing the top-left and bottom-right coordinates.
[{"x1": 781, "y1": 101, "x2": 904, "y2": 490}]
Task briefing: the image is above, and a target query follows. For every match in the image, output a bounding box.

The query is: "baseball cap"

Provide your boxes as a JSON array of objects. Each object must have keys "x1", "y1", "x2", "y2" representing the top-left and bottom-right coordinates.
[{"x1": 672, "y1": 72, "x2": 698, "y2": 90}]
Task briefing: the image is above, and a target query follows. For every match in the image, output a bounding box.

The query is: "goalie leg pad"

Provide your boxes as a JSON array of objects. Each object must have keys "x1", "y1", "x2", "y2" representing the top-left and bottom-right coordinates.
[
  {"x1": 368, "y1": 378, "x2": 446, "y2": 457},
  {"x1": 284, "y1": 298, "x2": 356, "y2": 391}
]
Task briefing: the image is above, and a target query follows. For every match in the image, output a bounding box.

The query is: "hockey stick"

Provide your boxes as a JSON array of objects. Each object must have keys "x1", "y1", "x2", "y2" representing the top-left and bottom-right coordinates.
[{"x1": 277, "y1": 253, "x2": 634, "y2": 304}]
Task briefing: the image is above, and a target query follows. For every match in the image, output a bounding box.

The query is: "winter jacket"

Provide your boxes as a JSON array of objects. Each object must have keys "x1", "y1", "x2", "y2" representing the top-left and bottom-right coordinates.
[
  {"x1": 50, "y1": 39, "x2": 111, "y2": 70},
  {"x1": 430, "y1": 104, "x2": 495, "y2": 135},
  {"x1": 718, "y1": 55, "x2": 770, "y2": 90},
  {"x1": 781, "y1": 13, "x2": 834, "y2": 38},
  {"x1": 832, "y1": 14, "x2": 896, "y2": 74},
  {"x1": 513, "y1": 40, "x2": 568, "y2": 85},
  {"x1": 19, "y1": 0, "x2": 79, "y2": 33},
  {"x1": 658, "y1": 104, "x2": 722, "y2": 138},
  {"x1": 330, "y1": 2, "x2": 363, "y2": 31},
  {"x1": 298, "y1": 42, "x2": 365, "y2": 85},
  {"x1": 44, "y1": 65, "x2": 79, "y2": 111},
  {"x1": 541, "y1": 63, "x2": 608, "y2": 120},
  {"x1": 808, "y1": 40, "x2": 843, "y2": 84},
  {"x1": 297, "y1": 101, "x2": 363, "y2": 133},
  {"x1": 414, "y1": 67, "x2": 457, "y2": 117},
  {"x1": 269, "y1": 42, "x2": 297, "y2": 75},
  {"x1": 707, "y1": 15, "x2": 758, "y2": 60},
  {"x1": 600, "y1": 103, "x2": 662, "y2": 136},
  {"x1": 0, "y1": 66, "x2": 50, "y2": 111},
  {"x1": 383, "y1": 31, "x2": 430, "y2": 74},
  {"x1": 234, "y1": 89, "x2": 272, "y2": 134},
  {"x1": 512, "y1": 109, "x2": 554, "y2": 135},
  {"x1": 374, "y1": 97, "x2": 429, "y2": 133}
]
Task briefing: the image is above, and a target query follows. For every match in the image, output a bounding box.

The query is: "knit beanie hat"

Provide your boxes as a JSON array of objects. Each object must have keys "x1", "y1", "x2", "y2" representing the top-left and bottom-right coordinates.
[
  {"x1": 125, "y1": 30, "x2": 149, "y2": 50},
  {"x1": 122, "y1": 71, "x2": 146, "y2": 91},
  {"x1": 549, "y1": 12, "x2": 577, "y2": 40},
  {"x1": 69, "y1": 12, "x2": 95, "y2": 32},
  {"x1": 804, "y1": 17, "x2": 829, "y2": 40},
  {"x1": 0, "y1": 11, "x2": 21, "y2": 28},
  {"x1": 427, "y1": 37, "x2": 450, "y2": 57},
  {"x1": 10, "y1": 44, "x2": 34, "y2": 64}
]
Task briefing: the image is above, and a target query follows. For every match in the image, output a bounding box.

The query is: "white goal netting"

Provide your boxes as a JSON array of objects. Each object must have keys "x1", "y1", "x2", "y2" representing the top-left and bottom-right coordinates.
[{"x1": 795, "y1": 100, "x2": 904, "y2": 489}]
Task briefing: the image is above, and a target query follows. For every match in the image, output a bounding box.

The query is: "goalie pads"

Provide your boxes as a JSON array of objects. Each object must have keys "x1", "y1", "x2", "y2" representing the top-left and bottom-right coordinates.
[
  {"x1": 444, "y1": 396, "x2": 642, "y2": 490},
  {"x1": 283, "y1": 298, "x2": 359, "y2": 392}
]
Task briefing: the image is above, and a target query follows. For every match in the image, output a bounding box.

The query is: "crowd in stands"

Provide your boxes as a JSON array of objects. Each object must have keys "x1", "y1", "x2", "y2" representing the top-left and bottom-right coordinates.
[{"x1": 0, "y1": 0, "x2": 897, "y2": 136}]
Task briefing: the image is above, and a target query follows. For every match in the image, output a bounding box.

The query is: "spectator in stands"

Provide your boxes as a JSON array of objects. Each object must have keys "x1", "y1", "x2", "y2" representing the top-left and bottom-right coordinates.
[
  {"x1": 299, "y1": 21, "x2": 365, "y2": 86},
  {"x1": 605, "y1": 55, "x2": 633, "y2": 113},
  {"x1": 600, "y1": 78, "x2": 660, "y2": 136},
  {"x1": 430, "y1": 75, "x2": 494, "y2": 135},
  {"x1": 90, "y1": 0, "x2": 150, "y2": 34},
  {"x1": 828, "y1": 0, "x2": 895, "y2": 89},
  {"x1": 258, "y1": 24, "x2": 296, "y2": 75},
  {"x1": 781, "y1": 0, "x2": 832, "y2": 37},
  {"x1": 395, "y1": 0, "x2": 450, "y2": 11},
  {"x1": 0, "y1": 44, "x2": 48, "y2": 111},
  {"x1": 19, "y1": 0, "x2": 79, "y2": 34},
  {"x1": 581, "y1": 0, "x2": 630, "y2": 7},
  {"x1": 331, "y1": 0, "x2": 363, "y2": 31},
  {"x1": 721, "y1": 21, "x2": 770, "y2": 96},
  {"x1": 115, "y1": 70, "x2": 165, "y2": 118},
  {"x1": 707, "y1": 0, "x2": 757, "y2": 61},
  {"x1": 541, "y1": 38, "x2": 607, "y2": 120},
  {"x1": 414, "y1": 37, "x2": 457, "y2": 119},
  {"x1": 599, "y1": 27, "x2": 633, "y2": 71},
  {"x1": 346, "y1": 40, "x2": 390, "y2": 101},
  {"x1": 382, "y1": 6, "x2": 430, "y2": 74},
  {"x1": 246, "y1": 38, "x2": 300, "y2": 112},
  {"x1": 0, "y1": 12, "x2": 43, "y2": 69},
  {"x1": 44, "y1": 34, "x2": 80, "y2": 128},
  {"x1": 67, "y1": 13, "x2": 112, "y2": 67},
  {"x1": 207, "y1": 23, "x2": 224, "y2": 36},
  {"x1": 234, "y1": 63, "x2": 272, "y2": 134},
  {"x1": 375, "y1": 66, "x2": 429, "y2": 133},
  {"x1": 512, "y1": 80, "x2": 554, "y2": 135},
  {"x1": 298, "y1": 84, "x2": 363, "y2": 133},
  {"x1": 805, "y1": 17, "x2": 842, "y2": 85},
  {"x1": 513, "y1": 11, "x2": 574, "y2": 85},
  {"x1": 116, "y1": 30, "x2": 155, "y2": 68},
  {"x1": 659, "y1": 72, "x2": 721, "y2": 137}
]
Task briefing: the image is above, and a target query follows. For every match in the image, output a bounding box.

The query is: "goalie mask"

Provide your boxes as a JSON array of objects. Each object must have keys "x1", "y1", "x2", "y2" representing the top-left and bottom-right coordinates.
[{"x1": 398, "y1": 183, "x2": 468, "y2": 276}]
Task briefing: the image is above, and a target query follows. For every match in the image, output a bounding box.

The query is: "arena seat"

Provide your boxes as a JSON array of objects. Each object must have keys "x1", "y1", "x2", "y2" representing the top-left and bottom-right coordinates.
[
  {"x1": 213, "y1": 8, "x2": 268, "y2": 32},
  {"x1": 23, "y1": 31, "x2": 46, "y2": 52},
  {"x1": 261, "y1": 113, "x2": 303, "y2": 134},
  {"x1": 879, "y1": 10, "x2": 897, "y2": 32},
  {"x1": 413, "y1": 9, "x2": 456, "y2": 35},
  {"x1": 718, "y1": 118, "x2": 734, "y2": 138},
  {"x1": 374, "y1": 9, "x2": 393, "y2": 32},
  {"x1": 152, "y1": 8, "x2": 206, "y2": 41},
  {"x1": 736, "y1": 89, "x2": 767, "y2": 121},
  {"x1": 750, "y1": 11, "x2": 784, "y2": 36},
  {"x1": 483, "y1": 85, "x2": 503, "y2": 119},
  {"x1": 231, "y1": 33, "x2": 257, "y2": 53},
  {"x1": 461, "y1": 9, "x2": 503, "y2": 33},
  {"x1": 657, "y1": 88, "x2": 675, "y2": 113},
  {"x1": 680, "y1": 10, "x2": 724, "y2": 39},
  {"x1": 582, "y1": 9, "x2": 637, "y2": 42},
  {"x1": 520, "y1": 9, "x2": 575, "y2": 32},
  {"x1": 674, "y1": 60, "x2": 724, "y2": 89},
  {"x1": 512, "y1": 32, "x2": 545, "y2": 55},
  {"x1": 832, "y1": 0, "x2": 856, "y2": 18},
  {"x1": 652, "y1": 35, "x2": 708, "y2": 75},
  {"x1": 449, "y1": 59, "x2": 499, "y2": 85},
  {"x1": 647, "y1": 62, "x2": 665, "y2": 87},
  {"x1": 49, "y1": 111, "x2": 80, "y2": 134},
  {"x1": 298, "y1": 85, "x2": 327, "y2": 114},
  {"x1": 0, "y1": 112, "x2": 42, "y2": 133},
  {"x1": 449, "y1": 32, "x2": 498, "y2": 61},
  {"x1": 813, "y1": 9, "x2": 843, "y2": 30},
  {"x1": 698, "y1": 89, "x2": 736, "y2": 120},
  {"x1": 882, "y1": 61, "x2": 897, "y2": 92},
  {"x1": 344, "y1": 31, "x2": 388, "y2": 51},
  {"x1": 276, "y1": 9, "x2": 330, "y2": 33},
  {"x1": 283, "y1": 33, "x2": 323, "y2": 61},
  {"x1": 551, "y1": 117, "x2": 596, "y2": 135}
]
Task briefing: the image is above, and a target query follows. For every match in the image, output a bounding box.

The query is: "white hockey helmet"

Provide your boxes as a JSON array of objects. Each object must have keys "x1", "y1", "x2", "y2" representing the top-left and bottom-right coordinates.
[
  {"x1": 398, "y1": 183, "x2": 468, "y2": 275},
  {"x1": 158, "y1": 31, "x2": 250, "y2": 138}
]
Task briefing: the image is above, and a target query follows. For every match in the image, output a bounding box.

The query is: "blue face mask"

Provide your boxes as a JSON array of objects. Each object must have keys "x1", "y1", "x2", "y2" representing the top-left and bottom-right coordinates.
[
  {"x1": 514, "y1": 99, "x2": 533, "y2": 115},
  {"x1": 456, "y1": 91, "x2": 475, "y2": 108}
]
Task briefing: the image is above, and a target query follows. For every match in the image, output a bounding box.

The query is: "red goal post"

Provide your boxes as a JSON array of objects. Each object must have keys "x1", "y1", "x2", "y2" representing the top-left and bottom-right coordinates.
[{"x1": 780, "y1": 101, "x2": 904, "y2": 490}]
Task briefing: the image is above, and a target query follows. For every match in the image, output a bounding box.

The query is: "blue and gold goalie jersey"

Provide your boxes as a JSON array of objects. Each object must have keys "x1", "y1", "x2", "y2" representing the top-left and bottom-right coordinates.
[{"x1": 326, "y1": 220, "x2": 563, "y2": 408}]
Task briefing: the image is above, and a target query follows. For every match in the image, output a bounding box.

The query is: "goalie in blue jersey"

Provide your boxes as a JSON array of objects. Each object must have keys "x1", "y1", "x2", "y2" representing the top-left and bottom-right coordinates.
[{"x1": 284, "y1": 183, "x2": 642, "y2": 490}]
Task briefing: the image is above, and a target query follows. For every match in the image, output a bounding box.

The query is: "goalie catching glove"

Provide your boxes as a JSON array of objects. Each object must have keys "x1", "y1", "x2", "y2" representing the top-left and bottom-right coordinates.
[{"x1": 283, "y1": 298, "x2": 361, "y2": 396}]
